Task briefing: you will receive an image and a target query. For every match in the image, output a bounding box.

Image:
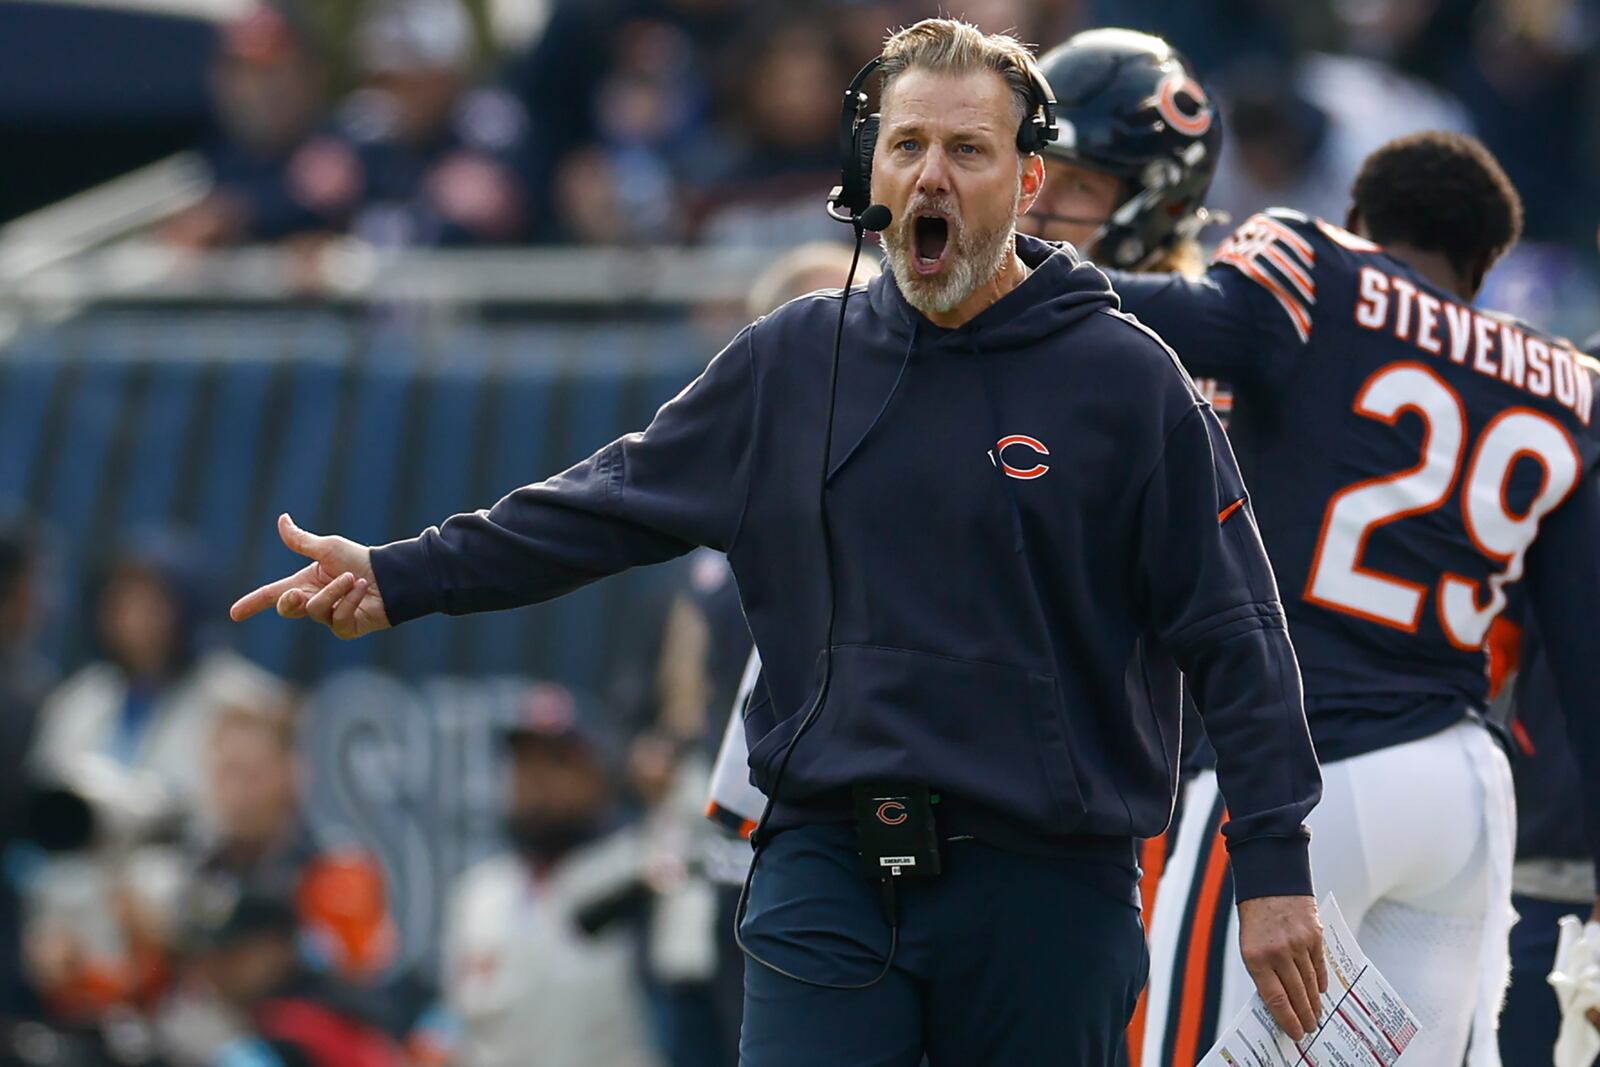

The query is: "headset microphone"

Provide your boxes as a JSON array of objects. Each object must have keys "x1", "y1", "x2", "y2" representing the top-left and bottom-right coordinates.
[{"x1": 857, "y1": 204, "x2": 892, "y2": 232}]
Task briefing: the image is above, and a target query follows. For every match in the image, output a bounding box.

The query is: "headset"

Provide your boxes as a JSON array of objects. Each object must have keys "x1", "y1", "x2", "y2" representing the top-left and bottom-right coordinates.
[
  {"x1": 736, "y1": 49, "x2": 1062, "y2": 995},
  {"x1": 826, "y1": 54, "x2": 1061, "y2": 225}
]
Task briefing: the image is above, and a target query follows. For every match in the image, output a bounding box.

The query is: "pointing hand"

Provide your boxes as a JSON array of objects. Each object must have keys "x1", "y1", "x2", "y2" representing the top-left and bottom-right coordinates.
[{"x1": 229, "y1": 514, "x2": 389, "y2": 640}]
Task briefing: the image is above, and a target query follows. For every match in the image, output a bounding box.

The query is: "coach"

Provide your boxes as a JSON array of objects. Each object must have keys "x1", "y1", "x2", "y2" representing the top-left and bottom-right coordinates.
[{"x1": 231, "y1": 19, "x2": 1325, "y2": 1066}]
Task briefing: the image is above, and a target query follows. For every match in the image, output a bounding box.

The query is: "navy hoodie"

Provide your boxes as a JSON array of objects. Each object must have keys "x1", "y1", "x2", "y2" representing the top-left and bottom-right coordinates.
[{"x1": 370, "y1": 234, "x2": 1321, "y2": 901}]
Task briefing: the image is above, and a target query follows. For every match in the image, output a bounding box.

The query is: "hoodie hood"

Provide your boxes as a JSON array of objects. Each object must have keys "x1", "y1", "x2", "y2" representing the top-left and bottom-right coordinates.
[{"x1": 868, "y1": 232, "x2": 1119, "y2": 349}]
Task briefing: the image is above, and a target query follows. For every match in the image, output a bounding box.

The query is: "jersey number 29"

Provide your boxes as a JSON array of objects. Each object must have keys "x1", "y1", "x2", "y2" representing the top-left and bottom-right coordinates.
[{"x1": 1305, "y1": 360, "x2": 1580, "y2": 649}]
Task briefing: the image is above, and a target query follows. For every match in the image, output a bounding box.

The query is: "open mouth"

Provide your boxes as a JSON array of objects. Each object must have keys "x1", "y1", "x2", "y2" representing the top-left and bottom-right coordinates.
[{"x1": 913, "y1": 214, "x2": 950, "y2": 274}]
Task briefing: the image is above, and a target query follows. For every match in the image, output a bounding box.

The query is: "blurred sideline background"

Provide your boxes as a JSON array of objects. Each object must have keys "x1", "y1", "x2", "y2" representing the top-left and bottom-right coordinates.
[{"x1": 0, "y1": 1, "x2": 1596, "y2": 1066}]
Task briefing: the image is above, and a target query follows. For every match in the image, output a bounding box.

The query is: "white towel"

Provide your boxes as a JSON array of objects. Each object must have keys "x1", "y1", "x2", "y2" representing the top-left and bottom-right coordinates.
[{"x1": 1550, "y1": 916, "x2": 1600, "y2": 1067}]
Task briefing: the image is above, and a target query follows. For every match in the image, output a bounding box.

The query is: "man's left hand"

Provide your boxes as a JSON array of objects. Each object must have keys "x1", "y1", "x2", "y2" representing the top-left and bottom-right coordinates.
[{"x1": 1238, "y1": 894, "x2": 1328, "y2": 1041}]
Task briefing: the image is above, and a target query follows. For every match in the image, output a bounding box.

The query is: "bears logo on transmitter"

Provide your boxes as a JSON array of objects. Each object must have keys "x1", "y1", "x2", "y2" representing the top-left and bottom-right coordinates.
[
  {"x1": 853, "y1": 784, "x2": 941, "y2": 879},
  {"x1": 876, "y1": 800, "x2": 909, "y2": 826}
]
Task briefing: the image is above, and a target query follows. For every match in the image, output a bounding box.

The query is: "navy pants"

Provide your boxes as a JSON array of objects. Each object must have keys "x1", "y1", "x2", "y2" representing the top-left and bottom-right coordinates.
[
  {"x1": 1500, "y1": 894, "x2": 1587, "y2": 1067},
  {"x1": 738, "y1": 823, "x2": 1147, "y2": 1066}
]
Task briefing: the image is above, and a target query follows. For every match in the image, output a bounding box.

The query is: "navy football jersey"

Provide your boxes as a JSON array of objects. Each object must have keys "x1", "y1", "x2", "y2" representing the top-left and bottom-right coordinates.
[{"x1": 1108, "y1": 210, "x2": 1600, "y2": 787}]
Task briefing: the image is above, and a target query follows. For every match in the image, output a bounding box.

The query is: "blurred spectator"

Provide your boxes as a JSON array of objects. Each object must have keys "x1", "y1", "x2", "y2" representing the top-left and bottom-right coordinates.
[
  {"x1": 548, "y1": 18, "x2": 713, "y2": 244},
  {"x1": 154, "y1": 703, "x2": 418, "y2": 1067},
  {"x1": 291, "y1": 0, "x2": 496, "y2": 92},
  {"x1": 23, "y1": 529, "x2": 287, "y2": 1023},
  {"x1": 693, "y1": 15, "x2": 848, "y2": 247},
  {"x1": 0, "y1": 515, "x2": 56, "y2": 1022},
  {"x1": 192, "y1": 704, "x2": 398, "y2": 984},
  {"x1": 30, "y1": 529, "x2": 284, "y2": 834},
  {"x1": 176, "y1": 888, "x2": 402, "y2": 1067},
  {"x1": 551, "y1": 147, "x2": 637, "y2": 245},
  {"x1": 192, "y1": 704, "x2": 313, "y2": 909},
  {"x1": 285, "y1": 0, "x2": 535, "y2": 247},
  {"x1": 505, "y1": 0, "x2": 745, "y2": 189},
  {"x1": 437, "y1": 685, "x2": 660, "y2": 1067},
  {"x1": 500, "y1": 0, "x2": 619, "y2": 180},
  {"x1": 161, "y1": 5, "x2": 331, "y2": 249}
]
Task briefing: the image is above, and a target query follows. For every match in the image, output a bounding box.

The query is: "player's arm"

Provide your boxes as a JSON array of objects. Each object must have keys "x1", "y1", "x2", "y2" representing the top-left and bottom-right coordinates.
[
  {"x1": 1102, "y1": 213, "x2": 1315, "y2": 389},
  {"x1": 1521, "y1": 466, "x2": 1600, "y2": 911},
  {"x1": 1099, "y1": 268, "x2": 1263, "y2": 383},
  {"x1": 232, "y1": 326, "x2": 758, "y2": 633}
]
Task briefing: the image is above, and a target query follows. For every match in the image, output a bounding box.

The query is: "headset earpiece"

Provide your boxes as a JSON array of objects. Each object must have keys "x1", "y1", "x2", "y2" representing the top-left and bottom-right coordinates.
[
  {"x1": 856, "y1": 114, "x2": 880, "y2": 200},
  {"x1": 1016, "y1": 63, "x2": 1059, "y2": 156},
  {"x1": 828, "y1": 57, "x2": 883, "y2": 223}
]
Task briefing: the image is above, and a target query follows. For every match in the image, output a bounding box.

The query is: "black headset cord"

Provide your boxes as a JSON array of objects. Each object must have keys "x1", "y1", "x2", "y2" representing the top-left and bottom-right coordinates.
[{"x1": 731, "y1": 215, "x2": 902, "y2": 991}]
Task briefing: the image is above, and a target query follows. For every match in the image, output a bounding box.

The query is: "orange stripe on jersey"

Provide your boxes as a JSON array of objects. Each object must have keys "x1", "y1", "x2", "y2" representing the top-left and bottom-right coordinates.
[
  {"x1": 1217, "y1": 252, "x2": 1312, "y2": 342},
  {"x1": 1218, "y1": 498, "x2": 1246, "y2": 524},
  {"x1": 1261, "y1": 244, "x2": 1315, "y2": 303},
  {"x1": 1137, "y1": 834, "x2": 1169, "y2": 917},
  {"x1": 1256, "y1": 215, "x2": 1315, "y2": 266},
  {"x1": 1171, "y1": 825, "x2": 1232, "y2": 1067}
]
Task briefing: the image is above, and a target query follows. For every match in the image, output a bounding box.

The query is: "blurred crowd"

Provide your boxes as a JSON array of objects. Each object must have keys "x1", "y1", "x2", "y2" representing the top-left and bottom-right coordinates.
[
  {"x1": 0, "y1": 520, "x2": 418, "y2": 1067},
  {"x1": 0, "y1": 507, "x2": 742, "y2": 1067},
  {"x1": 160, "y1": 0, "x2": 1600, "y2": 262}
]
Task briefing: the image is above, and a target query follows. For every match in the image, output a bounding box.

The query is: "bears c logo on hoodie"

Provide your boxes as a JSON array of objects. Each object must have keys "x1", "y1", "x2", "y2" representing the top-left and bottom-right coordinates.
[{"x1": 991, "y1": 435, "x2": 1051, "y2": 479}]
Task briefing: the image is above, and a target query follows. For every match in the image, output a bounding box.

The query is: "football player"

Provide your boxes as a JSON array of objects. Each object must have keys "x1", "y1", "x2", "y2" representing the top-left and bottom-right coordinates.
[
  {"x1": 1020, "y1": 28, "x2": 1231, "y2": 423},
  {"x1": 1105, "y1": 132, "x2": 1600, "y2": 1067}
]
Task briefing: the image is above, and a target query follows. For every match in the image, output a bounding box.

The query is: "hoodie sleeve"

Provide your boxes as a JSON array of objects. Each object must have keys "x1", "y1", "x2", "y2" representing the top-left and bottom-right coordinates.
[
  {"x1": 369, "y1": 326, "x2": 756, "y2": 624},
  {"x1": 1519, "y1": 465, "x2": 1600, "y2": 890},
  {"x1": 1134, "y1": 401, "x2": 1322, "y2": 901}
]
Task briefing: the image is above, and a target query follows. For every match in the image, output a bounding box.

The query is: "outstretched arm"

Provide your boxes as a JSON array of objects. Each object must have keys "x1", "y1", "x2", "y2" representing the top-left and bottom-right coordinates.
[{"x1": 231, "y1": 326, "x2": 758, "y2": 637}]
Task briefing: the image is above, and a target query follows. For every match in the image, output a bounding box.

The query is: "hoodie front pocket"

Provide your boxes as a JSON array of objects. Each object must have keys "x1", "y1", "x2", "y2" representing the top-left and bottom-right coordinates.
[{"x1": 750, "y1": 643, "x2": 1086, "y2": 834}]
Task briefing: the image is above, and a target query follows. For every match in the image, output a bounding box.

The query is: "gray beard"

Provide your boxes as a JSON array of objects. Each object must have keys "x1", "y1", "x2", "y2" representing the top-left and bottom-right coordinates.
[{"x1": 883, "y1": 195, "x2": 1020, "y2": 317}]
